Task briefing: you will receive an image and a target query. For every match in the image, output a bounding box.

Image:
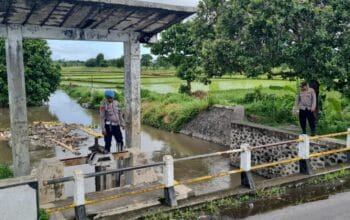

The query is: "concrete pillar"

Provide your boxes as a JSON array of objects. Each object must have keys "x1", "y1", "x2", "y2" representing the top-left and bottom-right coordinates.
[
  {"x1": 73, "y1": 170, "x2": 86, "y2": 220},
  {"x1": 123, "y1": 35, "x2": 141, "y2": 149},
  {"x1": 163, "y1": 155, "x2": 177, "y2": 207},
  {"x1": 298, "y1": 134, "x2": 313, "y2": 175},
  {"x1": 35, "y1": 158, "x2": 64, "y2": 204},
  {"x1": 5, "y1": 25, "x2": 30, "y2": 176},
  {"x1": 240, "y1": 143, "x2": 255, "y2": 189},
  {"x1": 346, "y1": 128, "x2": 350, "y2": 161}
]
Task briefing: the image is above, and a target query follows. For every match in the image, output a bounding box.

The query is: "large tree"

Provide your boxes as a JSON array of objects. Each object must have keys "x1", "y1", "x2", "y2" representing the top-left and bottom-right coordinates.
[
  {"x1": 150, "y1": 21, "x2": 202, "y2": 93},
  {"x1": 199, "y1": 0, "x2": 350, "y2": 96},
  {"x1": 141, "y1": 54, "x2": 153, "y2": 68},
  {"x1": 0, "y1": 39, "x2": 61, "y2": 106}
]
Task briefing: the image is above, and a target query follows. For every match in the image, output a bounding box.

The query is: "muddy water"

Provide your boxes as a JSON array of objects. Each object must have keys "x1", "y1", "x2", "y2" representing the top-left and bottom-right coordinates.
[{"x1": 0, "y1": 90, "x2": 256, "y2": 195}]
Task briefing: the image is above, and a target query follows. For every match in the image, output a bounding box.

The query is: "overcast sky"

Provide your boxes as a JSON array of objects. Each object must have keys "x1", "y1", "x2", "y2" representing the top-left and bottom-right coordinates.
[{"x1": 48, "y1": 0, "x2": 199, "y2": 61}]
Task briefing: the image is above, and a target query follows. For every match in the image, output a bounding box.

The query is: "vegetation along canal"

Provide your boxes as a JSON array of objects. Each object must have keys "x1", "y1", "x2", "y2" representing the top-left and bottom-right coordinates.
[{"x1": 0, "y1": 90, "x2": 263, "y2": 196}]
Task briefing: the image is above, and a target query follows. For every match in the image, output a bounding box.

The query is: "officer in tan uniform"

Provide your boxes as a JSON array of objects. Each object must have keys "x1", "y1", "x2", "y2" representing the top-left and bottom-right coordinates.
[
  {"x1": 100, "y1": 90, "x2": 125, "y2": 153},
  {"x1": 293, "y1": 82, "x2": 317, "y2": 136}
]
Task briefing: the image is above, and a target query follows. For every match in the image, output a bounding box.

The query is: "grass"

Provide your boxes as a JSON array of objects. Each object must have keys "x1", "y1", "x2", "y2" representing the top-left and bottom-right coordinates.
[
  {"x1": 60, "y1": 66, "x2": 349, "y2": 135},
  {"x1": 39, "y1": 209, "x2": 50, "y2": 220},
  {"x1": 62, "y1": 85, "x2": 208, "y2": 132},
  {"x1": 309, "y1": 168, "x2": 350, "y2": 184},
  {"x1": 61, "y1": 66, "x2": 295, "y2": 94},
  {"x1": 143, "y1": 186, "x2": 286, "y2": 220},
  {"x1": 144, "y1": 168, "x2": 350, "y2": 219},
  {"x1": 0, "y1": 163, "x2": 13, "y2": 179}
]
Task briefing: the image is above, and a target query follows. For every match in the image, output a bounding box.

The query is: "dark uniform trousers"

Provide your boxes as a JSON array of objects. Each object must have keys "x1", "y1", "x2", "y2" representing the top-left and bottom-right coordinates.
[
  {"x1": 104, "y1": 124, "x2": 123, "y2": 152},
  {"x1": 299, "y1": 109, "x2": 316, "y2": 136}
]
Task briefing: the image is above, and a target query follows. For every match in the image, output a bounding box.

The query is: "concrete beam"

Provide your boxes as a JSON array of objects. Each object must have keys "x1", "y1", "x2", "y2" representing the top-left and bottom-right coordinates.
[
  {"x1": 0, "y1": 26, "x2": 6, "y2": 37},
  {"x1": 80, "y1": 0, "x2": 197, "y2": 13},
  {"x1": 5, "y1": 25, "x2": 31, "y2": 176},
  {"x1": 123, "y1": 35, "x2": 141, "y2": 149},
  {"x1": 0, "y1": 24, "x2": 140, "y2": 42}
]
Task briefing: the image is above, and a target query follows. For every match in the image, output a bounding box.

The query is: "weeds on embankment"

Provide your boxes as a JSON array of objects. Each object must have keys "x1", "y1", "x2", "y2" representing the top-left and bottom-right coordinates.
[
  {"x1": 142, "y1": 168, "x2": 350, "y2": 220},
  {"x1": 62, "y1": 85, "x2": 208, "y2": 132},
  {"x1": 308, "y1": 167, "x2": 350, "y2": 184},
  {"x1": 62, "y1": 83, "x2": 350, "y2": 135},
  {"x1": 143, "y1": 186, "x2": 286, "y2": 220}
]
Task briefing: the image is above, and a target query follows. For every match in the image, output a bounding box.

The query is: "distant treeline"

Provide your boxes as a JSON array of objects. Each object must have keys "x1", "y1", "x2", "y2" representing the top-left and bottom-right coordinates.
[{"x1": 54, "y1": 53, "x2": 173, "y2": 69}]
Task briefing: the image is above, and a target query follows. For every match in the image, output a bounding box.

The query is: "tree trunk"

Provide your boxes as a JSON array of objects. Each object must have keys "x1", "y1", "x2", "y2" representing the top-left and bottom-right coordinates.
[{"x1": 187, "y1": 80, "x2": 192, "y2": 94}]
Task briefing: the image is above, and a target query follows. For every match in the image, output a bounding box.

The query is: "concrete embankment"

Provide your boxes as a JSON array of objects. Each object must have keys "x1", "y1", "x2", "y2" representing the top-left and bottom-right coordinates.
[
  {"x1": 180, "y1": 105, "x2": 245, "y2": 146},
  {"x1": 180, "y1": 105, "x2": 347, "y2": 178}
]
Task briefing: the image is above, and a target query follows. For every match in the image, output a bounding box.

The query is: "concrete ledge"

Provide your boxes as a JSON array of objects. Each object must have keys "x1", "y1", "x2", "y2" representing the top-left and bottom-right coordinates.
[
  {"x1": 0, "y1": 175, "x2": 37, "y2": 188},
  {"x1": 91, "y1": 162, "x2": 350, "y2": 220}
]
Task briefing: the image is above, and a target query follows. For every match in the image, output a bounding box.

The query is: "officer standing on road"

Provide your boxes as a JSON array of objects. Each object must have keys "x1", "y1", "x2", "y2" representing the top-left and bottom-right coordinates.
[
  {"x1": 100, "y1": 90, "x2": 125, "y2": 153},
  {"x1": 293, "y1": 81, "x2": 317, "y2": 136}
]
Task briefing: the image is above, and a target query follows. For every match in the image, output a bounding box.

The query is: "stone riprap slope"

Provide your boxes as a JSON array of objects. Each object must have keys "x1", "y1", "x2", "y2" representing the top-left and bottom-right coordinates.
[
  {"x1": 180, "y1": 105, "x2": 245, "y2": 146},
  {"x1": 230, "y1": 122, "x2": 347, "y2": 178}
]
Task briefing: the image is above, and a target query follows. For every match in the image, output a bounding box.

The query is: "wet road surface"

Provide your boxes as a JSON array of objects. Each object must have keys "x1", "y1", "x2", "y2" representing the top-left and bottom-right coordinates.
[{"x1": 245, "y1": 191, "x2": 350, "y2": 220}]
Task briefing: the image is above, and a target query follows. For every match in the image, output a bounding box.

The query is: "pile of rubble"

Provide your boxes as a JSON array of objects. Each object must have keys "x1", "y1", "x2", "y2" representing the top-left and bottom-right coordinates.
[{"x1": 0, "y1": 122, "x2": 89, "y2": 154}]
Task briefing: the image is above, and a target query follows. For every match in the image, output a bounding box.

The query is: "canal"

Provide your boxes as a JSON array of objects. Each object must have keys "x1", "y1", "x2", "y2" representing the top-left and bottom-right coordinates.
[{"x1": 0, "y1": 90, "x2": 261, "y2": 196}]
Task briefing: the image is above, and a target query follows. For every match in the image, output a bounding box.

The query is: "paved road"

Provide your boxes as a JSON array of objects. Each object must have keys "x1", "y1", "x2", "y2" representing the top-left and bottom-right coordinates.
[{"x1": 245, "y1": 191, "x2": 350, "y2": 220}]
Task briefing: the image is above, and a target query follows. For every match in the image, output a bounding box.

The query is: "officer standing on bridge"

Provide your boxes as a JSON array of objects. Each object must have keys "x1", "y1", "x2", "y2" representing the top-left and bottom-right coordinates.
[
  {"x1": 100, "y1": 90, "x2": 125, "y2": 153},
  {"x1": 293, "y1": 81, "x2": 317, "y2": 136}
]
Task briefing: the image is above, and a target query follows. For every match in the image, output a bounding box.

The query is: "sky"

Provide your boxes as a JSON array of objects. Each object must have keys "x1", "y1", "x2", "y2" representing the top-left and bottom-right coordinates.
[{"x1": 47, "y1": 0, "x2": 199, "y2": 61}]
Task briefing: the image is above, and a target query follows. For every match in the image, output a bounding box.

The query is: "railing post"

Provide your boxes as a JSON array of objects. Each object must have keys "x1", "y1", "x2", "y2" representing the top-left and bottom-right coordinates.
[
  {"x1": 298, "y1": 134, "x2": 313, "y2": 175},
  {"x1": 73, "y1": 170, "x2": 86, "y2": 220},
  {"x1": 240, "y1": 144, "x2": 255, "y2": 189},
  {"x1": 163, "y1": 155, "x2": 177, "y2": 207},
  {"x1": 346, "y1": 128, "x2": 350, "y2": 162}
]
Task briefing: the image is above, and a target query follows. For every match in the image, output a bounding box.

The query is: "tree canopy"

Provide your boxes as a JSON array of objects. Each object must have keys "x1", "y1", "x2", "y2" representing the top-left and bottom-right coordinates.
[
  {"x1": 151, "y1": 0, "x2": 350, "y2": 97},
  {"x1": 0, "y1": 39, "x2": 61, "y2": 106},
  {"x1": 141, "y1": 54, "x2": 153, "y2": 68},
  {"x1": 150, "y1": 21, "x2": 202, "y2": 93},
  {"x1": 85, "y1": 53, "x2": 108, "y2": 67},
  {"x1": 200, "y1": 0, "x2": 350, "y2": 96}
]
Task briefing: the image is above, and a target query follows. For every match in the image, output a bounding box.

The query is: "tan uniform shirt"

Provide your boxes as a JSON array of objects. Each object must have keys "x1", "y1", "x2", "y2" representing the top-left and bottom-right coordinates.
[
  {"x1": 100, "y1": 101, "x2": 124, "y2": 132},
  {"x1": 294, "y1": 88, "x2": 317, "y2": 111}
]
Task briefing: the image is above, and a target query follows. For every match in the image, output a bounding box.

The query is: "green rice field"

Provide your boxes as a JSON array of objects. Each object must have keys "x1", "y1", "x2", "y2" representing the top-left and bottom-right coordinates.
[{"x1": 61, "y1": 66, "x2": 296, "y2": 93}]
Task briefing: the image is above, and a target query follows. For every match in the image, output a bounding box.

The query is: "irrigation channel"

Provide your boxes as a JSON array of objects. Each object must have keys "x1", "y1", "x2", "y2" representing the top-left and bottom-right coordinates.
[
  {"x1": 1, "y1": 90, "x2": 350, "y2": 219},
  {"x1": 0, "y1": 90, "x2": 264, "y2": 197}
]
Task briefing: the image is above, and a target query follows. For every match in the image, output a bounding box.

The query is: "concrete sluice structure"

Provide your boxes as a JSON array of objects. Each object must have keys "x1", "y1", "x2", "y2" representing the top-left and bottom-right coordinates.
[{"x1": 0, "y1": 0, "x2": 195, "y2": 176}]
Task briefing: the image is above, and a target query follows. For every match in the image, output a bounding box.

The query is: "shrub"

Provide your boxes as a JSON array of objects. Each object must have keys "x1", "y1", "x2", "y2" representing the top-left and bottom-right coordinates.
[
  {"x1": 245, "y1": 94, "x2": 296, "y2": 125},
  {"x1": 178, "y1": 84, "x2": 191, "y2": 94},
  {"x1": 39, "y1": 208, "x2": 50, "y2": 220},
  {"x1": 0, "y1": 163, "x2": 13, "y2": 179},
  {"x1": 141, "y1": 91, "x2": 208, "y2": 132}
]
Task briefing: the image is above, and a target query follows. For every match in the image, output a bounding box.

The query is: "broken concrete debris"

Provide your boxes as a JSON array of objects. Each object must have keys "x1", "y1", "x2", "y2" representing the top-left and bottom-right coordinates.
[{"x1": 0, "y1": 122, "x2": 89, "y2": 154}]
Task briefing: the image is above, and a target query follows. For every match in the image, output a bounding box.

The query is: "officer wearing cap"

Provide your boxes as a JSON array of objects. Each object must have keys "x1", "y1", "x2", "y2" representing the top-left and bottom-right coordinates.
[
  {"x1": 100, "y1": 90, "x2": 125, "y2": 153},
  {"x1": 293, "y1": 81, "x2": 317, "y2": 136}
]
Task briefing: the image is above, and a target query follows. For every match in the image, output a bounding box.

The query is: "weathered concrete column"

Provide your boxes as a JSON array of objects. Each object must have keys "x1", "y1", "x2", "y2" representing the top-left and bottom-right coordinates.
[
  {"x1": 240, "y1": 143, "x2": 255, "y2": 189},
  {"x1": 5, "y1": 25, "x2": 30, "y2": 176},
  {"x1": 298, "y1": 134, "x2": 313, "y2": 175},
  {"x1": 123, "y1": 35, "x2": 141, "y2": 149}
]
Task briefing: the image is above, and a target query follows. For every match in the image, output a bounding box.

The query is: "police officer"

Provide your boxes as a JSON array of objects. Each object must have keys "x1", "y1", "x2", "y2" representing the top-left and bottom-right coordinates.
[
  {"x1": 100, "y1": 90, "x2": 125, "y2": 153},
  {"x1": 293, "y1": 81, "x2": 317, "y2": 136}
]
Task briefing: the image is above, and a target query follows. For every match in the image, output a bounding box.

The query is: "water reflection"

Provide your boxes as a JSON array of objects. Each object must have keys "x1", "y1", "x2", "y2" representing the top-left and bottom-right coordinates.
[{"x1": 48, "y1": 90, "x2": 93, "y2": 125}]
